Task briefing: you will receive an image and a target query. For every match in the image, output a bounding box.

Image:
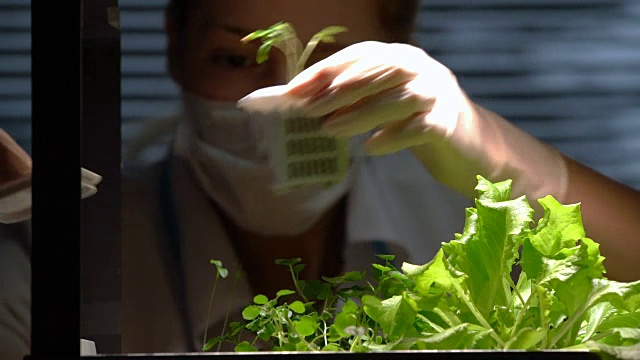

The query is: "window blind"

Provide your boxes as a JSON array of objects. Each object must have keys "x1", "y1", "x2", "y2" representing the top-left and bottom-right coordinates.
[{"x1": 0, "y1": 0, "x2": 31, "y2": 153}]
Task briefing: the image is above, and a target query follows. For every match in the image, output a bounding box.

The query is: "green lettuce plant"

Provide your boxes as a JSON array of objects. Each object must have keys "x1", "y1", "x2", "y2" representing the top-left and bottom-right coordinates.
[{"x1": 205, "y1": 176, "x2": 640, "y2": 359}]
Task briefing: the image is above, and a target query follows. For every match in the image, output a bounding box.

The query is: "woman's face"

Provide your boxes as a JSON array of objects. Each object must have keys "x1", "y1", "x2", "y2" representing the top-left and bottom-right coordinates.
[{"x1": 167, "y1": 0, "x2": 388, "y2": 102}]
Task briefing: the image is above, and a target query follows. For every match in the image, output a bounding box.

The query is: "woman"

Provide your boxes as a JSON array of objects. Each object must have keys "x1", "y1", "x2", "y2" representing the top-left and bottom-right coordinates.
[
  {"x1": 120, "y1": 0, "x2": 472, "y2": 353},
  {"x1": 121, "y1": 0, "x2": 640, "y2": 354}
]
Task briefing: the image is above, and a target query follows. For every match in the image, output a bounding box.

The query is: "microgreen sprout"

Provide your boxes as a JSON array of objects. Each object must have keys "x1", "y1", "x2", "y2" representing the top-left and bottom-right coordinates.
[
  {"x1": 241, "y1": 21, "x2": 347, "y2": 81},
  {"x1": 202, "y1": 259, "x2": 237, "y2": 352}
]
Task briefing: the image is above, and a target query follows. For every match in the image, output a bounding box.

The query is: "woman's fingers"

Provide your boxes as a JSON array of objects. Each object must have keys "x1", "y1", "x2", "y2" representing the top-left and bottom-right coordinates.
[
  {"x1": 321, "y1": 82, "x2": 431, "y2": 138},
  {"x1": 288, "y1": 41, "x2": 413, "y2": 99},
  {"x1": 363, "y1": 98, "x2": 460, "y2": 156},
  {"x1": 363, "y1": 113, "x2": 428, "y2": 156},
  {"x1": 304, "y1": 66, "x2": 416, "y2": 118},
  {"x1": 0, "y1": 129, "x2": 31, "y2": 184},
  {"x1": 287, "y1": 48, "x2": 368, "y2": 98},
  {"x1": 288, "y1": 62, "x2": 351, "y2": 98}
]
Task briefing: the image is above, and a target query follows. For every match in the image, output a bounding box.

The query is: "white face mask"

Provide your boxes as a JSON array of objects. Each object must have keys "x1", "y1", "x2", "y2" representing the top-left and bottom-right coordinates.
[{"x1": 175, "y1": 92, "x2": 356, "y2": 236}]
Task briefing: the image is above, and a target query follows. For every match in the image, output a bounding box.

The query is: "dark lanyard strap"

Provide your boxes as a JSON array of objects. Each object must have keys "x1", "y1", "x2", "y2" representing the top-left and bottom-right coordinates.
[{"x1": 158, "y1": 156, "x2": 197, "y2": 352}]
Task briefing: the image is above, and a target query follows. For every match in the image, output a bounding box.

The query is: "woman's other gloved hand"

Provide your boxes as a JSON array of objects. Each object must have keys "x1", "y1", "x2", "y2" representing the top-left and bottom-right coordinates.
[
  {"x1": 0, "y1": 128, "x2": 31, "y2": 185},
  {"x1": 0, "y1": 128, "x2": 102, "y2": 224},
  {"x1": 240, "y1": 41, "x2": 569, "y2": 208},
  {"x1": 0, "y1": 129, "x2": 32, "y2": 223}
]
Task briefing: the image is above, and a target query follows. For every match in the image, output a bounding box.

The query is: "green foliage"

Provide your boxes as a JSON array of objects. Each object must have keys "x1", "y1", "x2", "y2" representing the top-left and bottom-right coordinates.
[
  {"x1": 241, "y1": 22, "x2": 347, "y2": 81},
  {"x1": 202, "y1": 260, "x2": 240, "y2": 352},
  {"x1": 204, "y1": 176, "x2": 640, "y2": 358}
]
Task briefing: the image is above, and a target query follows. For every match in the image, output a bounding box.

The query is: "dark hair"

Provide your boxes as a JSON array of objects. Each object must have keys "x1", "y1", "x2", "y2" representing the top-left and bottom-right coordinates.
[
  {"x1": 378, "y1": 0, "x2": 420, "y2": 43},
  {"x1": 165, "y1": 0, "x2": 419, "y2": 43},
  {"x1": 165, "y1": 0, "x2": 192, "y2": 40}
]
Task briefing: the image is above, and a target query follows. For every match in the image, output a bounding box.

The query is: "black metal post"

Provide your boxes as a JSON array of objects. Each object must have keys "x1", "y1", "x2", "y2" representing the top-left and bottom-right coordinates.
[
  {"x1": 80, "y1": 0, "x2": 122, "y2": 354},
  {"x1": 31, "y1": 0, "x2": 83, "y2": 358}
]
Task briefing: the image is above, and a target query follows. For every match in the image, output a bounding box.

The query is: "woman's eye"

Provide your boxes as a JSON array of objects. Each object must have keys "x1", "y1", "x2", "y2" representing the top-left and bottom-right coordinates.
[{"x1": 211, "y1": 54, "x2": 255, "y2": 68}]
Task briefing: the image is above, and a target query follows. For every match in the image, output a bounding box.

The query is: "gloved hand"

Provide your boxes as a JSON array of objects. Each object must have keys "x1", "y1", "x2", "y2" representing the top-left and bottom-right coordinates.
[
  {"x1": 238, "y1": 41, "x2": 569, "y2": 208},
  {"x1": 0, "y1": 129, "x2": 102, "y2": 224}
]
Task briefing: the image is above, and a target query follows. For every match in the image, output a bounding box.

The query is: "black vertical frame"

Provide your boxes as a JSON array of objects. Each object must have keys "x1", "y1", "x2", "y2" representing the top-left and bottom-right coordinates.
[
  {"x1": 31, "y1": 0, "x2": 83, "y2": 357},
  {"x1": 31, "y1": 0, "x2": 123, "y2": 357},
  {"x1": 80, "y1": 0, "x2": 122, "y2": 354}
]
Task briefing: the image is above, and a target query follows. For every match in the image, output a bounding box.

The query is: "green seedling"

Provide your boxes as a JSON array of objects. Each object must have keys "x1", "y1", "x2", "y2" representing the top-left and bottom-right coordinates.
[
  {"x1": 202, "y1": 260, "x2": 228, "y2": 351},
  {"x1": 241, "y1": 21, "x2": 348, "y2": 81}
]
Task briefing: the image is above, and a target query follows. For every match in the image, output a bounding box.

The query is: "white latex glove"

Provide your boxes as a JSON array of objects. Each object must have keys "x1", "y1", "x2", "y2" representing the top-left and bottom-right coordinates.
[
  {"x1": 0, "y1": 129, "x2": 102, "y2": 224},
  {"x1": 238, "y1": 41, "x2": 569, "y2": 207},
  {"x1": 0, "y1": 168, "x2": 101, "y2": 224}
]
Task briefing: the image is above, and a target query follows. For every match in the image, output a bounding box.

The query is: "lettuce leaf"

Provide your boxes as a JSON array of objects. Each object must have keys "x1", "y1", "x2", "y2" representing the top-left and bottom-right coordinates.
[{"x1": 402, "y1": 176, "x2": 640, "y2": 358}]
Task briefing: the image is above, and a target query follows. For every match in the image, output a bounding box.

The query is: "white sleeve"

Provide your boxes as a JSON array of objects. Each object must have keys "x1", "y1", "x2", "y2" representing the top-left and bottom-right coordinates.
[{"x1": 0, "y1": 223, "x2": 31, "y2": 360}]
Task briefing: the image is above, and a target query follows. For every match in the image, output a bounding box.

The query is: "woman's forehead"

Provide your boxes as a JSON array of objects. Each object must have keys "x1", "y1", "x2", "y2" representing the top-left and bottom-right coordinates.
[{"x1": 190, "y1": 0, "x2": 387, "y2": 44}]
